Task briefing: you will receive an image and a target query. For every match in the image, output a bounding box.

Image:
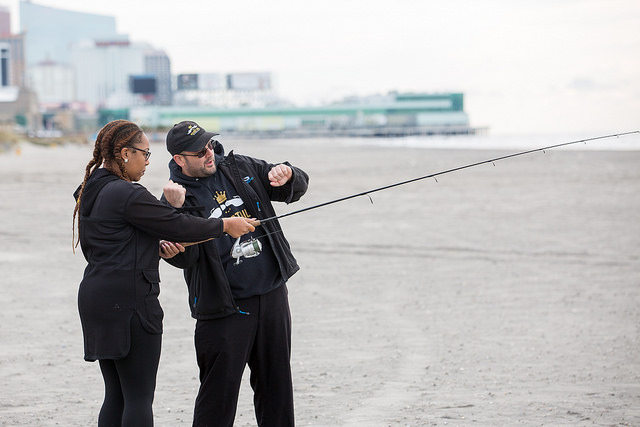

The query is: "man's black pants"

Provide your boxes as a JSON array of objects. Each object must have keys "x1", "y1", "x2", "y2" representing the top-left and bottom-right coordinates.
[{"x1": 192, "y1": 284, "x2": 294, "y2": 427}]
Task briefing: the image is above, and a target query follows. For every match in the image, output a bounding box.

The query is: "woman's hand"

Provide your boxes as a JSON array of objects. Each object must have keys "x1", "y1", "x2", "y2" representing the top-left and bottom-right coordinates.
[{"x1": 159, "y1": 240, "x2": 186, "y2": 259}]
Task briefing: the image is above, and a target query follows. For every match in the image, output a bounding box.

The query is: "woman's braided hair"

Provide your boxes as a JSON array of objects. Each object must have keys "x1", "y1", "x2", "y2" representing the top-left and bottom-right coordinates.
[{"x1": 72, "y1": 120, "x2": 143, "y2": 251}]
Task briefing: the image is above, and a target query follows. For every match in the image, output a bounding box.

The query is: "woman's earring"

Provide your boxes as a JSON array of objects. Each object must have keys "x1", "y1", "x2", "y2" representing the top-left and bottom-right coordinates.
[{"x1": 124, "y1": 158, "x2": 128, "y2": 163}]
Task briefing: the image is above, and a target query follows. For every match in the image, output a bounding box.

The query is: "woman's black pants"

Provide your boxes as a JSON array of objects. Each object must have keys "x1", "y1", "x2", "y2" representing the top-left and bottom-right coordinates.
[{"x1": 98, "y1": 314, "x2": 162, "y2": 427}]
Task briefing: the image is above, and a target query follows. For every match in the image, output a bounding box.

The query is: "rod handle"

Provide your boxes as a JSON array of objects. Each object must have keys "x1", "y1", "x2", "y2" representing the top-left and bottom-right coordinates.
[
  {"x1": 181, "y1": 220, "x2": 260, "y2": 247},
  {"x1": 180, "y1": 238, "x2": 213, "y2": 247}
]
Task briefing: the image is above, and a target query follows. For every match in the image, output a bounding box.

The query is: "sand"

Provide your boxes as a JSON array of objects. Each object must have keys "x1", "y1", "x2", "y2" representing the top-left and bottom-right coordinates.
[{"x1": 0, "y1": 136, "x2": 638, "y2": 426}]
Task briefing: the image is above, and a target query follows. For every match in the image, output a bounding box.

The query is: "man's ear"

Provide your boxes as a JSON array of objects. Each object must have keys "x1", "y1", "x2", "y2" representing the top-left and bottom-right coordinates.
[{"x1": 173, "y1": 154, "x2": 185, "y2": 168}]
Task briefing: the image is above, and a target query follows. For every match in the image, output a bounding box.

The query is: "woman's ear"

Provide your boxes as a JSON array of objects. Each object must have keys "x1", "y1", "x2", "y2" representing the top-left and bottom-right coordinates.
[{"x1": 120, "y1": 147, "x2": 129, "y2": 163}]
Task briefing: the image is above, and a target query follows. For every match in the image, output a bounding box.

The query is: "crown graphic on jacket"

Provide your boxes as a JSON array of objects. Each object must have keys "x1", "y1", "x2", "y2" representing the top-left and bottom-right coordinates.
[{"x1": 215, "y1": 191, "x2": 227, "y2": 205}]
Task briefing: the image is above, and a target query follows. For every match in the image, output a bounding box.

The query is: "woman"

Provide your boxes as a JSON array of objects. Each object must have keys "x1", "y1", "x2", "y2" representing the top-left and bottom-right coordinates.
[{"x1": 72, "y1": 120, "x2": 254, "y2": 426}]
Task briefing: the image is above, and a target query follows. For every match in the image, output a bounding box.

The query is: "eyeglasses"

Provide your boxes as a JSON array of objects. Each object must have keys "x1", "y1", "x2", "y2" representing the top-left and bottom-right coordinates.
[
  {"x1": 127, "y1": 146, "x2": 151, "y2": 160},
  {"x1": 180, "y1": 140, "x2": 217, "y2": 158}
]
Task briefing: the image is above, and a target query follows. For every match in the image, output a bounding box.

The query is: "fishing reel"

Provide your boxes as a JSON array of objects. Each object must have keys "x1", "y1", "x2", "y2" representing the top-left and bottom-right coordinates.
[{"x1": 230, "y1": 236, "x2": 262, "y2": 265}]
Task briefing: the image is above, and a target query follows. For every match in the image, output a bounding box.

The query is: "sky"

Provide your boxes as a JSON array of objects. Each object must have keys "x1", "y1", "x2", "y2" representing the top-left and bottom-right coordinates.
[{"x1": 3, "y1": 0, "x2": 640, "y2": 135}]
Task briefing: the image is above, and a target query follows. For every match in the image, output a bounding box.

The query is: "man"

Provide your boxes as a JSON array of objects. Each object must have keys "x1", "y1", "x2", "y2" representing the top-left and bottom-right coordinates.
[{"x1": 161, "y1": 121, "x2": 309, "y2": 426}]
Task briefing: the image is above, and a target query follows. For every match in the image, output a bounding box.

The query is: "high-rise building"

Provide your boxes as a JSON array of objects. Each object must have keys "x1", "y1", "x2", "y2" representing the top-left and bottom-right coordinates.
[
  {"x1": 71, "y1": 39, "x2": 147, "y2": 108},
  {"x1": 19, "y1": 1, "x2": 121, "y2": 109},
  {"x1": 144, "y1": 50, "x2": 172, "y2": 106},
  {"x1": 19, "y1": 1, "x2": 117, "y2": 66},
  {"x1": 70, "y1": 39, "x2": 171, "y2": 109}
]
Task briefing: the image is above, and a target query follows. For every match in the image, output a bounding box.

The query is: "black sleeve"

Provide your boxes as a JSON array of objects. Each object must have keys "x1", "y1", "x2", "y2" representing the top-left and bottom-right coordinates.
[
  {"x1": 278, "y1": 161, "x2": 310, "y2": 204},
  {"x1": 124, "y1": 187, "x2": 224, "y2": 243},
  {"x1": 158, "y1": 189, "x2": 208, "y2": 269},
  {"x1": 162, "y1": 244, "x2": 200, "y2": 269},
  {"x1": 237, "y1": 154, "x2": 310, "y2": 203}
]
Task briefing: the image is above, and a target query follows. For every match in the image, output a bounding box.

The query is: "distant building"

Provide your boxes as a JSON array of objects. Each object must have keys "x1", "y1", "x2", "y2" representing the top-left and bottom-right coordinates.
[
  {"x1": 227, "y1": 72, "x2": 271, "y2": 91},
  {"x1": 30, "y1": 60, "x2": 74, "y2": 104},
  {"x1": 173, "y1": 72, "x2": 277, "y2": 108},
  {"x1": 128, "y1": 92, "x2": 478, "y2": 137},
  {"x1": 144, "y1": 50, "x2": 172, "y2": 105},
  {"x1": 0, "y1": 85, "x2": 40, "y2": 129},
  {"x1": 0, "y1": 42, "x2": 9, "y2": 87},
  {"x1": 19, "y1": 1, "x2": 117, "y2": 67},
  {"x1": 0, "y1": 6, "x2": 10, "y2": 37},
  {"x1": 71, "y1": 38, "x2": 144, "y2": 108},
  {"x1": 70, "y1": 39, "x2": 172, "y2": 109},
  {"x1": 0, "y1": 33, "x2": 26, "y2": 88},
  {"x1": 0, "y1": 5, "x2": 36, "y2": 129}
]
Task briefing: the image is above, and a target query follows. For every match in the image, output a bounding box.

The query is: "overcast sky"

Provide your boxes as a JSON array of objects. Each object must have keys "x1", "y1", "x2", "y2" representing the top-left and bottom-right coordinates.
[{"x1": 4, "y1": 0, "x2": 639, "y2": 135}]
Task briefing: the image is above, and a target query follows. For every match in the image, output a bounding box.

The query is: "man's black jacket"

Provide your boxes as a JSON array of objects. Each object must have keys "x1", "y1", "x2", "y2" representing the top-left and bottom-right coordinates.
[{"x1": 162, "y1": 144, "x2": 309, "y2": 319}]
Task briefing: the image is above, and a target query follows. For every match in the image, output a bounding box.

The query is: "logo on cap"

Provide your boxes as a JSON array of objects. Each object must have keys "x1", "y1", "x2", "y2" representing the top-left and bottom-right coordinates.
[{"x1": 187, "y1": 124, "x2": 200, "y2": 136}]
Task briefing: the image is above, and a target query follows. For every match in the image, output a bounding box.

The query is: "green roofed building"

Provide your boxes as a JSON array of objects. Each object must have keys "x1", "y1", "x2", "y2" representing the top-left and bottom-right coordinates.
[{"x1": 123, "y1": 92, "x2": 483, "y2": 137}]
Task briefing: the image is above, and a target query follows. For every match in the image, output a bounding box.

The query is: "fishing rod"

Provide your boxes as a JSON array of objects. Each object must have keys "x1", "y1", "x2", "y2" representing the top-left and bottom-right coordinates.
[
  {"x1": 254, "y1": 130, "x2": 639, "y2": 226},
  {"x1": 180, "y1": 131, "x2": 638, "y2": 261}
]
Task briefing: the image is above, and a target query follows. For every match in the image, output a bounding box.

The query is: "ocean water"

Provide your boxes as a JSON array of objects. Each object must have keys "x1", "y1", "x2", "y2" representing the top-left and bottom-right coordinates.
[{"x1": 336, "y1": 131, "x2": 640, "y2": 151}]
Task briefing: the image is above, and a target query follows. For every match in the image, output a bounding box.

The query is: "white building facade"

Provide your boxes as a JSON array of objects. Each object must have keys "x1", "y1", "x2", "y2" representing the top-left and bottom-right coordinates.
[
  {"x1": 29, "y1": 60, "x2": 75, "y2": 104},
  {"x1": 70, "y1": 39, "x2": 171, "y2": 109},
  {"x1": 71, "y1": 39, "x2": 146, "y2": 108}
]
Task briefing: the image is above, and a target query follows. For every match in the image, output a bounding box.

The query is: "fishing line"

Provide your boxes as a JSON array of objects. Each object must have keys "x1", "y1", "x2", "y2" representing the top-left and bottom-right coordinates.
[{"x1": 255, "y1": 130, "x2": 639, "y2": 226}]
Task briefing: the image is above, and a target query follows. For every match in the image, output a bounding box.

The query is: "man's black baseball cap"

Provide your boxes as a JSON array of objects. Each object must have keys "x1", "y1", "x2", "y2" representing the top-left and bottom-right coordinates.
[{"x1": 166, "y1": 121, "x2": 219, "y2": 155}]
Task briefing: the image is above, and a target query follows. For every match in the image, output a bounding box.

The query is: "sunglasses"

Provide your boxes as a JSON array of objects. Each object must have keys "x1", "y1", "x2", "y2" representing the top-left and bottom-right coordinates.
[
  {"x1": 127, "y1": 146, "x2": 151, "y2": 160},
  {"x1": 180, "y1": 140, "x2": 217, "y2": 158}
]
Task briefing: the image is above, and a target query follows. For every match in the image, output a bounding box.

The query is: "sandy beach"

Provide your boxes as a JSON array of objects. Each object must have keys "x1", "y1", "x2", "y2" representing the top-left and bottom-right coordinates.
[{"x1": 0, "y1": 135, "x2": 638, "y2": 426}]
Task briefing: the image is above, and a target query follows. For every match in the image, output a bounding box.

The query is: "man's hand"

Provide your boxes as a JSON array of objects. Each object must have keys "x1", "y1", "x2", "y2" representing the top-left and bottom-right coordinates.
[
  {"x1": 223, "y1": 217, "x2": 256, "y2": 238},
  {"x1": 163, "y1": 180, "x2": 186, "y2": 208},
  {"x1": 268, "y1": 164, "x2": 292, "y2": 187}
]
